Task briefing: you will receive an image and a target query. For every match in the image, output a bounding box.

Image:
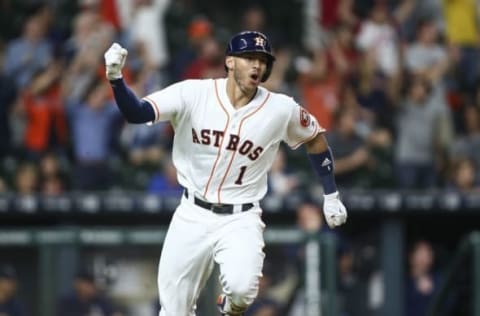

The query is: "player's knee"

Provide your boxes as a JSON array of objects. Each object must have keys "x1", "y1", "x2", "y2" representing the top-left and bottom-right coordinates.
[{"x1": 224, "y1": 275, "x2": 259, "y2": 307}]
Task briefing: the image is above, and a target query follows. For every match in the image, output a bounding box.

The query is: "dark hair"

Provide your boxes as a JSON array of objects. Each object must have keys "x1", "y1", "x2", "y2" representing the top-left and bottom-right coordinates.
[
  {"x1": 404, "y1": 73, "x2": 432, "y2": 96},
  {"x1": 416, "y1": 16, "x2": 435, "y2": 31},
  {"x1": 0, "y1": 264, "x2": 17, "y2": 280},
  {"x1": 75, "y1": 269, "x2": 95, "y2": 283},
  {"x1": 81, "y1": 76, "x2": 105, "y2": 103}
]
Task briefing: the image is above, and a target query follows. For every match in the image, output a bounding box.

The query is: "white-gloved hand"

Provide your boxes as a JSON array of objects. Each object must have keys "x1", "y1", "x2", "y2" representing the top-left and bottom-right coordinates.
[
  {"x1": 323, "y1": 191, "x2": 347, "y2": 228},
  {"x1": 104, "y1": 42, "x2": 128, "y2": 80}
]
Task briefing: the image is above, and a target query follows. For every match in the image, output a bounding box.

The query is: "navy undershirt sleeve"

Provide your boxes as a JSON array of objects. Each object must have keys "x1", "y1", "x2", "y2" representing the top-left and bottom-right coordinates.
[
  {"x1": 109, "y1": 78, "x2": 156, "y2": 123},
  {"x1": 308, "y1": 147, "x2": 338, "y2": 194}
]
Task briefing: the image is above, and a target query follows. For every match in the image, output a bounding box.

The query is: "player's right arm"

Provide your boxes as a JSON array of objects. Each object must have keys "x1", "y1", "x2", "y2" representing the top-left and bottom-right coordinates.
[{"x1": 104, "y1": 43, "x2": 155, "y2": 124}]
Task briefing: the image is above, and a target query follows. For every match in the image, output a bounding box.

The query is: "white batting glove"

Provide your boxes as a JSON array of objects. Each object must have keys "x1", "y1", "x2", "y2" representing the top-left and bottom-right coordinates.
[
  {"x1": 323, "y1": 191, "x2": 347, "y2": 228},
  {"x1": 104, "y1": 42, "x2": 128, "y2": 81}
]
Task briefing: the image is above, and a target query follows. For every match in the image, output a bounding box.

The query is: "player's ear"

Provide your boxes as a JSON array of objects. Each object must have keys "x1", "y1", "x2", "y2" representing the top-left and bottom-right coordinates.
[{"x1": 225, "y1": 56, "x2": 234, "y2": 71}]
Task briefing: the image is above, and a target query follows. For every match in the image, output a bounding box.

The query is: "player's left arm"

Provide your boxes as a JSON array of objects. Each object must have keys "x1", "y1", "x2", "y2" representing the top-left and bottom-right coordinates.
[
  {"x1": 283, "y1": 102, "x2": 347, "y2": 228},
  {"x1": 305, "y1": 132, "x2": 348, "y2": 228}
]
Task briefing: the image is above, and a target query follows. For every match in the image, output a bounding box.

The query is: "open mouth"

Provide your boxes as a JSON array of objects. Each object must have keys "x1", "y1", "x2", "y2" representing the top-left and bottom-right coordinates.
[{"x1": 250, "y1": 73, "x2": 259, "y2": 82}]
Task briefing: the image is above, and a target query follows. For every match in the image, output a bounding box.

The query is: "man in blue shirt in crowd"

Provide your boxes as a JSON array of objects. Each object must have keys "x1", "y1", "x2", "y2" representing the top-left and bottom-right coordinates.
[{"x1": 0, "y1": 265, "x2": 28, "y2": 316}]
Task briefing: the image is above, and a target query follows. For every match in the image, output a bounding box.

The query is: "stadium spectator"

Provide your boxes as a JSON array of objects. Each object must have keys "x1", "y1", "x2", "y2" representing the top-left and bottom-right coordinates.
[
  {"x1": 337, "y1": 243, "x2": 369, "y2": 316},
  {"x1": 181, "y1": 35, "x2": 224, "y2": 79},
  {"x1": 56, "y1": 270, "x2": 124, "y2": 316},
  {"x1": 0, "y1": 0, "x2": 476, "y2": 197},
  {"x1": 446, "y1": 157, "x2": 480, "y2": 193},
  {"x1": 399, "y1": 0, "x2": 445, "y2": 42},
  {"x1": 405, "y1": 17, "x2": 454, "y2": 154},
  {"x1": 120, "y1": 68, "x2": 172, "y2": 178},
  {"x1": 296, "y1": 48, "x2": 340, "y2": 131},
  {"x1": 404, "y1": 18, "x2": 450, "y2": 106},
  {"x1": 267, "y1": 146, "x2": 300, "y2": 197},
  {"x1": 127, "y1": 0, "x2": 171, "y2": 72},
  {"x1": 405, "y1": 240, "x2": 441, "y2": 316},
  {"x1": 239, "y1": 4, "x2": 282, "y2": 51},
  {"x1": 405, "y1": 18, "x2": 449, "y2": 87},
  {"x1": 442, "y1": 0, "x2": 480, "y2": 92},
  {"x1": 303, "y1": 0, "x2": 357, "y2": 51},
  {"x1": 67, "y1": 79, "x2": 123, "y2": 191},
  {"x1": 339, "y1": 84, "x2": 394, "y2": 187},
  {"x1": 146, "y1": 156, "x2": 183, "y2": 195},
  {"x1": 0, "y1": 265, "x2": 28, "y2": 316},
  {"x1": 3, "y1": 14, "x2": 53, "y2": 90},
  {"x1": 326, "y1": 107, "x2": 373, "y2": 188},
  {"x1": 355, "y1": 1, "x2": 400, "y2": 78},
  {"x1": 329, "y1": 24, "x2": 359, "y2": 81},
  {"x1": 240, "y1": 5, "x2": 267, "y2": 34},
  {"x1": 123, "y1": 121, "x2": 170, "y2": 167},
  {"x1": 63, "y1": 10, "x2": 102, "y2": 62},
  {"x1": 13, "y1": 163, "x2": 39, "y2": 195},
  {"x1": 394, "y1": 75, "x2": 446, "y2": 189},
  {"x1": 319, "y1": 0, "x2": 358, "y2": 30},
  {"x1": 41, "y1": 174, "x2": 66, "y2": 196},
  {"x1": 104, "y1": 0, "x2": 171, "y2": 90},
  {"x1": 62, "y1": 9, "x2": 115, "y2": 101},
  {"x1": 297, "y1": 23, "x2": 358, "y2": 131},
  {"x1": 169, "y1": 16, "x2": 213, "y2": 82},
  {"x1": 17, "y1": 61, "x2": 68, "y2": 160},
  {"x1": 354, "y1": 53, "x2": 393, "y2": 132},
  {"x1": 38, "y1": 152, "x2": 69, "y2": 195},
  {"x1": 449, "y1": 104, "x2": 480, "y2": 180}
]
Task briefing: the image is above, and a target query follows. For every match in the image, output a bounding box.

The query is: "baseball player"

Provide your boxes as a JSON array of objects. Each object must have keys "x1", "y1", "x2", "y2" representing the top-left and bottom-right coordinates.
[{"x1": 104, "y1": 31, "x2": 347, "y2": 316}]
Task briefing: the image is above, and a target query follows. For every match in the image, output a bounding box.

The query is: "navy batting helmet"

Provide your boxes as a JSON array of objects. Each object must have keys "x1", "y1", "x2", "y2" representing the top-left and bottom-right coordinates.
[{"x1": 225, "y1": 31, "x2": 275, "y2": 82}]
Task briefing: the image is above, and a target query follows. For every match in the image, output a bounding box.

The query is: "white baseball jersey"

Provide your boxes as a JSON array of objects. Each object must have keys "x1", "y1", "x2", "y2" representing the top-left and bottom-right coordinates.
[{"x1": 143, "y1": 78, "x2": 324, "y2": 204}]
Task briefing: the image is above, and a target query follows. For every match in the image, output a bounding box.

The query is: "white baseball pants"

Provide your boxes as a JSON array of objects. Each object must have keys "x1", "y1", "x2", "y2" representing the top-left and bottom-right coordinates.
[{"x1": 158, "y1": 195, "x2": 265, "y2": 316}]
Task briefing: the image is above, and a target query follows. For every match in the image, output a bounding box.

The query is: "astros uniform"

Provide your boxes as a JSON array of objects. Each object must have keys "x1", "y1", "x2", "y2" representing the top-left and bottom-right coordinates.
[{"x1": 144, "y1": 77, "x2": 324, "y2": 315}]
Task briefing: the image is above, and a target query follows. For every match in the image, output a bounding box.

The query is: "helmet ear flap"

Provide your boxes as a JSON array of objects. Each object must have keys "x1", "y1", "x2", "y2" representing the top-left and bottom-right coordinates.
[{"x1": 261, "y1": 60, "x2": 273, "y2": 82}]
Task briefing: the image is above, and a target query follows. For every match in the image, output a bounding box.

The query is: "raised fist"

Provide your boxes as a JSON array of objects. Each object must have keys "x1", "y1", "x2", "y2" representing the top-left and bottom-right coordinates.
[{"x1": 104, "y1": 43, "x2": 128, "y2": 81}]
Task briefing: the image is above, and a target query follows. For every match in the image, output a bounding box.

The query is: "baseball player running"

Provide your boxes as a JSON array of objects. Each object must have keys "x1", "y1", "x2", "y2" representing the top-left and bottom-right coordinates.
[{"x1": 104, "y1": 31, "x2": 347, "y2": 316}]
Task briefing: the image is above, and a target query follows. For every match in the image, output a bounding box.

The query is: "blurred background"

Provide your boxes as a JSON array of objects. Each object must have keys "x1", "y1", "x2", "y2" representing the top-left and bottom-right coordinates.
[{"x1": 0, "y1": 0, "x2": 480, "y2": 315}]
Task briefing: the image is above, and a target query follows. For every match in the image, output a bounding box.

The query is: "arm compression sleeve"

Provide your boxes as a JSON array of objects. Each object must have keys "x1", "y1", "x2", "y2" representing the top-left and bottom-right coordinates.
[
  {"x1": 308, "y1": 147, "x2": 337, "y2": 194},
  {"x1": 109, "y1": 78, "x2": 155, "y2": 123}
]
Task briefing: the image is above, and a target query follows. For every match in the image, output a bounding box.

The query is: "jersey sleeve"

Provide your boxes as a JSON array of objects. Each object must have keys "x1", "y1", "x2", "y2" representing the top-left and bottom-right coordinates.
[
  {"x1": 141, "y1": 80, "x2": 189, "y2": 124},
  {"x1": 284, "y1": 103, "x2": 325, "y2": 150}
]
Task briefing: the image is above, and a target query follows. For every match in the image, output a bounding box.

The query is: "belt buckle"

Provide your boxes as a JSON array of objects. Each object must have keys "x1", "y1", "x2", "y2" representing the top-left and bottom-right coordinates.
[{"x1": 211, "y1": 203, "x2": 228, "y2": 214}]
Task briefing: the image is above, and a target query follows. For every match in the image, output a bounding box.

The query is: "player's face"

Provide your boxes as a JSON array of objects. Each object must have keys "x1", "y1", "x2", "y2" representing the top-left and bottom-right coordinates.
[{"x1": 229, "y1": 53, "x2": 268, "y2": 92}]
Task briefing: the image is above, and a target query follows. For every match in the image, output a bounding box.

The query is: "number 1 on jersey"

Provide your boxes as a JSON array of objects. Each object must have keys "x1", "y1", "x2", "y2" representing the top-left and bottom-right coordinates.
[{"x1": 235, "y1": 166, "x2": 247, "y2": 185}]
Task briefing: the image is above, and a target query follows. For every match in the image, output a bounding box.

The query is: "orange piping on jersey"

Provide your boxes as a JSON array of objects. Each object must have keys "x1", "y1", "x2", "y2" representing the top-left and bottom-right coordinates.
[
  {"x1": 203, "y1": 80, "x2": 231, "y2": 199},
  {"x1": 291, "y1": 123, "x2": 323, "y2": 149},
  {"x1": 144, "y1": 96, "x2": 160, "y2": 121},
  {"x1": 216, "y1": 92, "x2": 271, "y2": 203}
]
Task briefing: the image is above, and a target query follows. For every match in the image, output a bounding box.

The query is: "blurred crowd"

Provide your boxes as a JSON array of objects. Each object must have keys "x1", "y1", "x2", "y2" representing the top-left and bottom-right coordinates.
[
  {"x1": 0, "y1": 0, "x2": 480, "y2": 195},
  {"x1": 1, "y1": 1, "x2": 478, "y2": 315}
]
